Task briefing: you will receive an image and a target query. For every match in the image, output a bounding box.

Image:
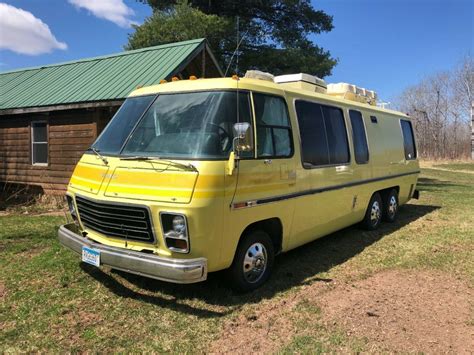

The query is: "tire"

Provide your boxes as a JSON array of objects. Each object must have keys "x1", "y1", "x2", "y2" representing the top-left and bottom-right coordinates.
[
  {"x1": 228, "y1": 230, "x2": 275, "y2": 292},
  {"x1": 361, "y1": 192, "x2": 383, "y2": 230},
  {"x1": 383, "y1": 189, "x2": 399, "y2": 222}
]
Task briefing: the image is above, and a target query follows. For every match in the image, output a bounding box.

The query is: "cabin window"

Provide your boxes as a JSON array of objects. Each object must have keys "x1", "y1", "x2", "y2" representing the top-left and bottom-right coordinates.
[
  {"x1": 253, "y1": 93, "x2": 293, "y2": 158},
  {"x1": 321, "y1": 106, "x2": 350, "y2": 164},
  {"x1": 31, "y1": 121, "x2": 48, "y2": 165},
  {"x1": 349, "y1": 110, "x2": 369, "y2": 164},
  {"x1": 400, "y1": 120, "x2": 417, "y2": 160},
  {"x1": 295, "y1": 101, "x2": 350, "y2": 167}
]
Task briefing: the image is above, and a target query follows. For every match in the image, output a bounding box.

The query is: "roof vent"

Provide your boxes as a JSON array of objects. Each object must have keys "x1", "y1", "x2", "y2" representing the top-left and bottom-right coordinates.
[
  {"x1": 327, "y1": 83, "x2": 378, "y2": 106},
  {"x1": 274, "y1": 73, "x2": 327, "y2": 93},
  {"x1": 244, "y1": 70, "x2": 274, "y2": 82}
]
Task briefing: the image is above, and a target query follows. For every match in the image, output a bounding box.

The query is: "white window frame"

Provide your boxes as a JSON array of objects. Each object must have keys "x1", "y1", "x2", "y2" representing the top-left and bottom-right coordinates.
[{"x1": 31, "y1": 120, "x2": 48, "y2": 166}]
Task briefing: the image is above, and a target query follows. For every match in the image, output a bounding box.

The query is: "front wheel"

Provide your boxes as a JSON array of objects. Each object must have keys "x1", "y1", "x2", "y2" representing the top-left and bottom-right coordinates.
[{"x1": 228, "y1": 230, "x2": 274, "y2": 292}]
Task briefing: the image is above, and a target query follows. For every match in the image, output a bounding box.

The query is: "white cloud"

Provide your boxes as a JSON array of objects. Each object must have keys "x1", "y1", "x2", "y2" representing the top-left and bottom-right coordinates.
[
  {"x1": 0, "y1": 3, "x2": 67, "y2": 55},
  {"x1": 69, "y1": 0, "x2": 136, "y2": 28}
]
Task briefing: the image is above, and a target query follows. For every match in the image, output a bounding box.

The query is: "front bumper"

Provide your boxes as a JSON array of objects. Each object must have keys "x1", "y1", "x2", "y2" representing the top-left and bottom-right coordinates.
[{"x1": 58, "y1": 224, "x2": 207, "y2": 284}]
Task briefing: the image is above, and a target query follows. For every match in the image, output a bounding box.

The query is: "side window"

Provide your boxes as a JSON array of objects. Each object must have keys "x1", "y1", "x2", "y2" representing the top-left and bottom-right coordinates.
[
  {"x1": 321, "y1": 106, "x2": 350, "y2": 164},
  {"x1": 349, "y1": 110, "x2": 369, "y2": 164},
  {"x1": 295, "y1": 101, "x2": 329, "y2": 166},
  {"x1": 31, "y1": 121, "x2": 48, "y2": 165},
  {"x1": 295, "y1": 101, "x2": 350, "y2": 167},
  {"x1": 253, "y1": 93, "x2": 292, "y2": 158},
  {"x1": 400, "y1": 120, "x2": 417, "y2": 160}
]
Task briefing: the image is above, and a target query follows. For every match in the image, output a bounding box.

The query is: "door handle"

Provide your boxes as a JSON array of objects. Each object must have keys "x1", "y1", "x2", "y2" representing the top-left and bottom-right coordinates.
[{"x1": 264, "y1": 159, "x2": 272, "y2": 165}]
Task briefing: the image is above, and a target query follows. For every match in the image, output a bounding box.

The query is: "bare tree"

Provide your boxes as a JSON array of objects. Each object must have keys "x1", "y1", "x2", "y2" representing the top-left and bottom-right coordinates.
[{"x1": 396, "y1": 55, "x2": 473, "y2": 159}]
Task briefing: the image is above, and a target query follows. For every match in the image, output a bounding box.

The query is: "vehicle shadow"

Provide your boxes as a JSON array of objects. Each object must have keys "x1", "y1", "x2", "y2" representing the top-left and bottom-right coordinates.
[{"x1": 81, "y1": 202, "x2": 440, "y2": 318}]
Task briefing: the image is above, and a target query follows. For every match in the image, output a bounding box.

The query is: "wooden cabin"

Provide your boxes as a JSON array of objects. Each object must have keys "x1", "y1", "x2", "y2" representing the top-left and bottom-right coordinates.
[{"x1": 0, "y1": 39, "x2": 222, "y2": 195}]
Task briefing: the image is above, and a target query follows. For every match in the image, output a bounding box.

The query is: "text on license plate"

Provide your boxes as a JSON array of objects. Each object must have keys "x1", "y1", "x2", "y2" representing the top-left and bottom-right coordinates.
[{"x1": 82, "y1": 246, "x2": 100, "y2": 267}]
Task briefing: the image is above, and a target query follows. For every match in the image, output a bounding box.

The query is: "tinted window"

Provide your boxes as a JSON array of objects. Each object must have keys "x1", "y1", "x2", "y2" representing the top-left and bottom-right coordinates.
[
  {"x1": 400, "y1": 120, "x2": 417, "y2": 160},
  {"x1": 295, "y1": 101, "x2": 329, "y2": 166},
  {"x1": 254, "y1": 93, "x2": 292, "y2": 158},
  {"x1": 31, "y1": 122, "x2": 48, "y2": 165},
  {"x1": 321, "y1": 106, "x2": 350, "y2": 164},
  {"x1": 349, "y1": 110, "x2": 369, "y2": 164}
]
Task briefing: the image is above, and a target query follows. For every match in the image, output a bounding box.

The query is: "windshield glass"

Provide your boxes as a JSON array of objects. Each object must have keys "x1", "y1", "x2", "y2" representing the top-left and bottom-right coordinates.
[
  {"x1": 92, "y1": 95, "x2": 154, "y2": 154},
  {"x1": 122, "y1": 91, "x2": 252, "y2": 159}
]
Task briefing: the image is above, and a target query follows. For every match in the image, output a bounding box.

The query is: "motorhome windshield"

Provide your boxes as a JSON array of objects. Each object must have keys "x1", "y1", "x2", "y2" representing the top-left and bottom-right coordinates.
[{"x1": 92, "y1": 91, "x2": 252, "y2": 159}]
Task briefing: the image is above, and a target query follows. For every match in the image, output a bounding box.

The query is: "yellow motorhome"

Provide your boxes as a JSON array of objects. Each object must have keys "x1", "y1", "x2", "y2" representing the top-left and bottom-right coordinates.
[{"x1": 58, "y1": 72, "x2": 420, "y2": 291}]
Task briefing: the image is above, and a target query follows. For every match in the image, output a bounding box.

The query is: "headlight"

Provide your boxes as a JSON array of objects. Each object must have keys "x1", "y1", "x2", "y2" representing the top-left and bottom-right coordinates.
[
  {"x1": 172, "y1": 216, "x2": 186, "y2": 233},
  {"x1": 160, "y1": 213, "x2": 189, "y2": 253}
]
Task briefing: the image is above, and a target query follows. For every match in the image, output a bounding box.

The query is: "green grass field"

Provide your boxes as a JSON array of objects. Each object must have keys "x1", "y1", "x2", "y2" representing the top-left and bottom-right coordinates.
[
  {"x1": 433, "y1": 162, "x2": 474, "y2": 172},
  {"x1": 1, "y1": 165, "x2": 473, "y2": 352}
]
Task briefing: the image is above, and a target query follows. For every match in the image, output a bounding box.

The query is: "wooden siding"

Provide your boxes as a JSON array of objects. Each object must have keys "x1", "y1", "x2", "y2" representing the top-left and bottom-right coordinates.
[{"x1": 0, "y1": 107, "x2": 116, "y2": 194}]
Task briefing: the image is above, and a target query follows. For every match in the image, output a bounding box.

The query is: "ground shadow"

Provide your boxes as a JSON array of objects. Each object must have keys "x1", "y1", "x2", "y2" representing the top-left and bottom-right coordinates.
[
  {"x1": 81, "y1": 202, "x2": 440, "y2": 318},
  {"x1": 417, "y1": 177, "x2": 464, "y2": 190}
]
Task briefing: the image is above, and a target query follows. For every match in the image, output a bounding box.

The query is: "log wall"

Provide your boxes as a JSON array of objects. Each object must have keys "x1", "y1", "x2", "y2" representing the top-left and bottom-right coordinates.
[{"x1": 0, "y1": 106, "x2": 118, "y2": 195}]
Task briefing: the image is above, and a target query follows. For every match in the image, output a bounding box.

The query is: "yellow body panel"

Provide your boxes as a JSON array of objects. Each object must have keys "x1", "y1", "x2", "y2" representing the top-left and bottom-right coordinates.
[{"x1": 67, "y1": 77, "x2": 420, "y2": 273}]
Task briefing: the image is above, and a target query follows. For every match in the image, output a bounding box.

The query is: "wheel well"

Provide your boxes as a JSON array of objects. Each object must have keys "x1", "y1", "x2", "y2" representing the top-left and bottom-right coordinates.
[
  {"x1": 379, "y1": 186, "x2": 400, "y2": 201},
  {"x1": 240, "y1": 218, "x2": 283, "y2": 254}
]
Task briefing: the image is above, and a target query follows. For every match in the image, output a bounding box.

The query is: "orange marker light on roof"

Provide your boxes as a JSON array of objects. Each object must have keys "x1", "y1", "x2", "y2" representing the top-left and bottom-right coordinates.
[
  {"x1": 159, "y1": 79, "x2": 167, "y2": 84},
  {"x1": 189, "y1": 75, "x2": 198, "y2": 80},
  {"x1": 232, "y1": 74, "x2": 239, "y2": 80},
  {"x1": 136, "y1": 85, "x2": 143, "y2": 89},
  {"x1": 172, "y1": 77, "x2": 179, "y2": 82}
]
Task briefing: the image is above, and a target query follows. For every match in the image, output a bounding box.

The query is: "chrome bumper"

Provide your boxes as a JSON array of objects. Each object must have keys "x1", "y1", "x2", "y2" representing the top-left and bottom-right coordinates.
[{"x1": 58, "y1": 224, "x2": 207, "y2": 284}]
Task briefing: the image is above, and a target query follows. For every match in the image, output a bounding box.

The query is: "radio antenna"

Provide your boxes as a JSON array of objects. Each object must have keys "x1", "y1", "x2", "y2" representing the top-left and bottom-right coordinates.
[{"x1": 224, "y1": 16, "x2": 248, "y2": 77}]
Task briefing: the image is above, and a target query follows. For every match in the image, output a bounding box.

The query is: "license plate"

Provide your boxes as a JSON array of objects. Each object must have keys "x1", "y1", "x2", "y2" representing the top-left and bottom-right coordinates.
[{"x1": 82, "y1": 246, "x2": 100, "y2": 267}]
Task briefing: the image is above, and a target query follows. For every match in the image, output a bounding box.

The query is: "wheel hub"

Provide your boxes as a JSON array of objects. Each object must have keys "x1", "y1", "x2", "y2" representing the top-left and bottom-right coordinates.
[
  {"x1": 371, "y1": 201, "x2": 381, "y2": 225},
  {"x1": 243, "y1": 242, "x2": 268, "y2": 283},
  {"x1": 388, "y1": 196, "x2": 397, "y2": 216}
]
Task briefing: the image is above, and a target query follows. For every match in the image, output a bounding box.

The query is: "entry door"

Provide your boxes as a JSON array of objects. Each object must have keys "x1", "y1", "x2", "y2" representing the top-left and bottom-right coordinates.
[
  {"x1": 290, "y1": 100, "x2": 355, "y2": 248},
  {"x1": 228, "y1": 92, "x2": 296, "y2": 230}
]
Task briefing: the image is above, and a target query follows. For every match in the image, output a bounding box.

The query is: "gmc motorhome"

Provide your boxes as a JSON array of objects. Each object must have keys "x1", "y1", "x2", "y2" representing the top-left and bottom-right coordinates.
[{"x1": 58, "y1": 72, "x2": 420, "y2": 291}]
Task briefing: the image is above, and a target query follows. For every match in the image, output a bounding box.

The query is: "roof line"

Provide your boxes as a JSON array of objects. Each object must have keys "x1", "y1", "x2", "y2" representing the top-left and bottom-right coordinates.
[{"x1": 0, "y1": 38, "x2": 206, "y2": 75}]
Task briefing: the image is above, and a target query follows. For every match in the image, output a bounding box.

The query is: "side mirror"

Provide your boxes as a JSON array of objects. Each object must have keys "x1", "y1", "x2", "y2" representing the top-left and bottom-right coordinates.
[{"x1": 232, "y1": 122, "x2": 253, "y2": 155}]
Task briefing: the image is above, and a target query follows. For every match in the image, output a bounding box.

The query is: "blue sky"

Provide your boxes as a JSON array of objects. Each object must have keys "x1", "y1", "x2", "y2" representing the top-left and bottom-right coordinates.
[{"x1": 0, "y1": 0, "x2": 472, "y2": 102}]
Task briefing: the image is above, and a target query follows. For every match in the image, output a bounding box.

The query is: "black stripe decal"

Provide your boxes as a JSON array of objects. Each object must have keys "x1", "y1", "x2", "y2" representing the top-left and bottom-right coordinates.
[{"x1": 234, "y1": 170, "x2": 420, "y2": 208}]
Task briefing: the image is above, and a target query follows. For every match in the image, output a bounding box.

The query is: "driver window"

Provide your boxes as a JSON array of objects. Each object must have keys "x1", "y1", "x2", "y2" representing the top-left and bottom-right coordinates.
[{"x1": 253, "y1": 93, "x2": 293, "y2": 158}]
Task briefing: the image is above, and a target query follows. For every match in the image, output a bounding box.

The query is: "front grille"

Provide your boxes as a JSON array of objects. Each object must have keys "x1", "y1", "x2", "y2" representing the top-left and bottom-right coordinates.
[{"x1": 75, "y1": 195, "x2": 155, "y2": 243}]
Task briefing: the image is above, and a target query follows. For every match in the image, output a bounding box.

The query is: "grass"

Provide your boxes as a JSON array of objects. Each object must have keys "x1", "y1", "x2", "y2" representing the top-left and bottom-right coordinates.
[
  {"x1": 433, "y1": 162, "x2": 474, "y2": 172},
  {"x1": 1, "y1": 165, "x2": 473, "y2": 352}
]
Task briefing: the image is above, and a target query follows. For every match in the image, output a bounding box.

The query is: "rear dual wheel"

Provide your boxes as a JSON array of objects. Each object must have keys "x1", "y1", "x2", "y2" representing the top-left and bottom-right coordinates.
[
  {"x1": 362, "y1": 192, "x2": 383, "y2": 230},
  {"x1": 362, "y1": 189, "x2": 399, "y2": 230},
  {"x1": 383, "y1": 189, "x2": 399, "y2": 223}
]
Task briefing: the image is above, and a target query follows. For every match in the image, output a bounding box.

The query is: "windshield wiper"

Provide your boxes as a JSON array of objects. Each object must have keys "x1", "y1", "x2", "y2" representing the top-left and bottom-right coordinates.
[
  {"x1": 120, "y1": 156, "x2": 152, "y2": 161},
  {"x1": 120, "y1": 156, "x2": 197, "y2": 172},
  {"x1": 90, "y1": 148, "x2": 108, "y2": 166}
]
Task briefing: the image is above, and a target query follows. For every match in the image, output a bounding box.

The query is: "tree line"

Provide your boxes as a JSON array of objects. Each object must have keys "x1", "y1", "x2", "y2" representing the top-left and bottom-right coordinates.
[{"x1": 396, "y1": 56, "x2": 473, "y2": 160}]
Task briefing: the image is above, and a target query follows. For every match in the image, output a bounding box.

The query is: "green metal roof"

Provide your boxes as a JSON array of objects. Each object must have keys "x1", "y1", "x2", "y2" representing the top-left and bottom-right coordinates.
[{"x1": 0, "y1": 39, "x2": 215, "y2": 112}]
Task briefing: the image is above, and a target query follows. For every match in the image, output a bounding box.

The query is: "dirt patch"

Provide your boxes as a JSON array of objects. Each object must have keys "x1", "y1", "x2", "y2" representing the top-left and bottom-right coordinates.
[
  {"x1": 209, "y1": 270, "x2": 472, "y2": 353},
  {"x1": 209, "y1": 282, "x2": 333, "y2": 353},
  {"x1": 320, "y1": 270, "x2": 473, "y2": 354}
]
